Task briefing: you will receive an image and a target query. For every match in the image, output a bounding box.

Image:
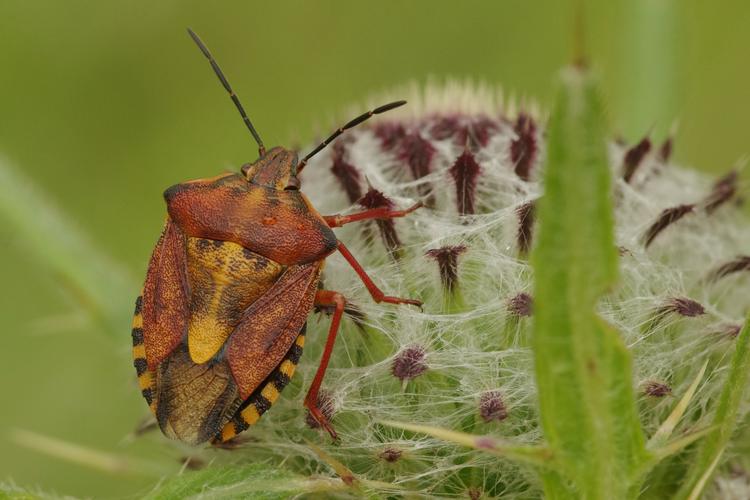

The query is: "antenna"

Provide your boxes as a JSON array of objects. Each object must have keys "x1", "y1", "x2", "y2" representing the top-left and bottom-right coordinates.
[
  {"x1": 297, "y1": 100, "x2": 406, "y2": 173},
  {"x1": 187, "y1": 28, "x2": 266, "y2": 157}
]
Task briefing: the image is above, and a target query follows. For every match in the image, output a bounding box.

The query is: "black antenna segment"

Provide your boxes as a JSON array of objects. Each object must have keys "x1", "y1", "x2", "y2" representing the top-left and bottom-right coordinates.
[
  {"x1": 297, "y1": 100, "x2": 406, "y2": 173},
  {"x1": 187, "y1": 28, "x2": 266, "y2": 157}
]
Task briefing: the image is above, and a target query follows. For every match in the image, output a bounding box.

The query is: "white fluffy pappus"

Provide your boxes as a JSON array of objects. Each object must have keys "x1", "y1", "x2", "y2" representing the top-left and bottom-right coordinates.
[{"x1": 218, "y1": 82, "x2": 750, "y2": 499}]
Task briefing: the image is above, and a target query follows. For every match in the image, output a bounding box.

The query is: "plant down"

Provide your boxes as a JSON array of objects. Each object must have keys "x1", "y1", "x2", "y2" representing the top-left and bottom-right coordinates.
[{"x1": 3, "y1": 66, "x2": 750, "y2": 499}]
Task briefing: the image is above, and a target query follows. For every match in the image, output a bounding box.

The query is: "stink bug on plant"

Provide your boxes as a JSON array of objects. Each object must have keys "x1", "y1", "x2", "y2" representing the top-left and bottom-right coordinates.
[{"x1": 131, "y1": 28, "x2": 422, "y2": 445}]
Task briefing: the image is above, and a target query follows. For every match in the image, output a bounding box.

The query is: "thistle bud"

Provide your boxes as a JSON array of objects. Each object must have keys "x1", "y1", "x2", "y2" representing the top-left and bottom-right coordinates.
[
  {"x1": 304, "y1": 391, "x2": 336, "y2": 430},
  {"x1": 507, "y1": 292, "x2": 533, "y2": 317},
  {"x1": 379, "y1": 447, "x2": 403, "y2": 463},
  {"x1": 426, "y1": 245, "x2": 468, "y2": 293},
  {"x1": 643, "y1": 381, "x2": 672, "y2": 398},
  {"x1": 391, "y1": 345, "x2": 428, "y2": 382},
  {"x1": 479, "y1": 390, "x2": 509, "y2": 423}
]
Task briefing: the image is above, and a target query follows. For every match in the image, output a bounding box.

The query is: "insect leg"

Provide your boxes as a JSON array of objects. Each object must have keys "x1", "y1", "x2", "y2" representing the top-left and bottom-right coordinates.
[
  {"x1": 304, "y1": 290, "x2": 346, "y2": 440},
  {"x1": 335, "y1": 242, "x2": 422, "y2": 307},
  {"x1": 323, "y1": 201, "x2": 423, "y2": 228}
]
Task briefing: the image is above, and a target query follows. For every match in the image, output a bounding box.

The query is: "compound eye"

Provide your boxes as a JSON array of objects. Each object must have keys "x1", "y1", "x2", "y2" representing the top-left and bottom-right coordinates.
[{"x1": 285, "y1": 176, "x2": 301, "y2": 190}]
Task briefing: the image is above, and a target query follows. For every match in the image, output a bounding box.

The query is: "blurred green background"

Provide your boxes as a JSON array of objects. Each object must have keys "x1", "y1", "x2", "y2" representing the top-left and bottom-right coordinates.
[{"x1": 1, "y1": 1, "x2": 749, "y2": 497}]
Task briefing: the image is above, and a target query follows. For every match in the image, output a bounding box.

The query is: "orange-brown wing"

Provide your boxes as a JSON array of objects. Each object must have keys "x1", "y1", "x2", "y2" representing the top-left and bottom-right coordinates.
[
  {"x1": 141, "y1": 217, "x2": 190, "y2": 371},
  {"x1": 163, "y1": 173, "x2": 337, "y2": 265},
  {"x1": 226, "y1": 261, "x2": 321, "y2": 399}
]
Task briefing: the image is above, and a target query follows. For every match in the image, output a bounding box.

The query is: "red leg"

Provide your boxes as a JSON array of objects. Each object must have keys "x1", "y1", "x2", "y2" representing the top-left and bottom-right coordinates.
[
  {"x1": 324, "y1": 201, "x2": 423, "y2": 228},
  {"x1": 305, "y1": 290, "x2": 346, "y2": 440},
  {"x1": 336, "y1": 242, "x2": 422, "y2": 307}
]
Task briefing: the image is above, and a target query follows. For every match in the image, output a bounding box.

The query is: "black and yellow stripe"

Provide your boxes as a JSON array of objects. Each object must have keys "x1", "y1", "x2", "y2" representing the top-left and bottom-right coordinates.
[
  {"x1": 132, "y1": 294, "x2": 156, "y2": 413},
  {"x1": 217, "y1": 325, "x2": 306, "y2": 442}
]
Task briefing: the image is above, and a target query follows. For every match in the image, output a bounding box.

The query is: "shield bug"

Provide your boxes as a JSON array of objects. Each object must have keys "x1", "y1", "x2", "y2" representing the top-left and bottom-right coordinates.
[{"x1": 131, "y1": 28, "x2": 422, "y2": 445}]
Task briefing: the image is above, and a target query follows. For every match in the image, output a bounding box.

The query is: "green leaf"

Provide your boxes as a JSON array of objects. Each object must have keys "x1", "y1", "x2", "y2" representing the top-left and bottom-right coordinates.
[
  {"x1": 377, "y1": 419, "x2": 553, "y2": 467},
  {"x1": 673, "y1": 318, "x2": 750, "y2": 499},
  {"x1": 648, "y1": 360, "x2": 708, "y2": 448},
  {"x1": 0, "y1": 158, "x2": 137, "y2": 334},
  {"x1": 649, "y1": 427, "x2": 715, "y2": 465},
  {"x1": 143, "y1": 463, "x2": 352, "y2": 500},
  {"x1": 685, "y1": 447, "x2": 725, "y2": 500},
  {"x1": 530, "y1": 65, "x2": 648, "y2": 498}
]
